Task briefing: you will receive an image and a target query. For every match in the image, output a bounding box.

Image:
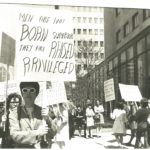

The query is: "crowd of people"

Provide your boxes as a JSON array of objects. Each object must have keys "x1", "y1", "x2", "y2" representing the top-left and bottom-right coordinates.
[
  {"x1": 68, "y1": 99, "x2": 105, "y2": 139},
  {"x1": 0, "y1": 82, "x2": 150, "y2": 149}
]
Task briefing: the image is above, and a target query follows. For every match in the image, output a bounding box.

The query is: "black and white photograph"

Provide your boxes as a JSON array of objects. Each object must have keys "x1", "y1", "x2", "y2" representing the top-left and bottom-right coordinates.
[{"x1": 0, "y1": 0, "x2": 150, "y2": 149}]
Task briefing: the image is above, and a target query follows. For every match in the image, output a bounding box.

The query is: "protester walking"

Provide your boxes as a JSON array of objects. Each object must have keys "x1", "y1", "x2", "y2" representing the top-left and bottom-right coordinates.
[
  {"x1": 111, "y1": 101, "x2": 127, "y2": 148},
  {"x1": 94, "y1": 100, "x2": 104, "y2": 137},
  {"x1": 8, "y1": 82, "x2": 57, "y2": 148},
  {"x1": 134, "y1": 98, "x2": 150, "y2": 149},
  {"x1": 86, "y1": 103, "x2": 95, "y2": 138}
]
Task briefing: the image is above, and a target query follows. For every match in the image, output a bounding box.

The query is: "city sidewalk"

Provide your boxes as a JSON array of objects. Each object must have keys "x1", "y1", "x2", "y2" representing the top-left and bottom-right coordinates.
[{"x1": 68, "y1": 128, "x2": 136, "y2": 149}]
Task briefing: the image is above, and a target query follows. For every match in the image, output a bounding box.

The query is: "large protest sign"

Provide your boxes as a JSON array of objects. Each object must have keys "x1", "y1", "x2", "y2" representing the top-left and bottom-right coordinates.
[
  {"x1": 119, "y1": 83, "x2": 142, "y2": 102},
  {"x1": 15, "y1": 7, "x2": 76, "y2": 81},
  {"x1": 104, "y1": 78, "x2": 115, "y2": 102}
]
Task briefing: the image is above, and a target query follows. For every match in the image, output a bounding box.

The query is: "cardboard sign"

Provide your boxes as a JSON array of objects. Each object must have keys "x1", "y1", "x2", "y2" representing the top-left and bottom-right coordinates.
[
  {"x1": 15, "y1": 7, "x2": 76, "y2": 81},
  {"x1": 119, "y1": 83, "x2": 142, "y2": 102},
  {"x1": 104, "y1": 78, "x2": 115, "y2": 102}
]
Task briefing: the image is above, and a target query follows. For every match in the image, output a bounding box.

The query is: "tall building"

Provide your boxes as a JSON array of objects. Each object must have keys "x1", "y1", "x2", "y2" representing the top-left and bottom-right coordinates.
[
  {"x1": 59, "y1": 6, "x2": 104, "y2": 77},
  {"x1": 104, "y1": 8, "x2": 150, "y2": 99}
]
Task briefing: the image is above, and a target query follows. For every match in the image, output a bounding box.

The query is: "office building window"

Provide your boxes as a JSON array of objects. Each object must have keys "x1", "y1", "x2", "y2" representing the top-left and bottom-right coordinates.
[
  {"x1": 100, "y1": 29, "x2": 104, "y2": 35},
  {"x1": 127, "y1": 46, "x2": 134, "y2": 60},
  {"x1": 94, "y1": 18, "x2": 98, "y2": 23},
  {"x1": 146, "y1": 33, "x2": 150, "y2": 49},
  {"x1": 78, "y1": 41, "x2": 81, "y2": 46},
  {"x1": 94, "y1": 41, "x2": 98, "y2": 46},
  {"x1": 116, "y1": 29, "x2": 121, "y2": 43},
  {"x1": 120, "y1": 51, "x2": 126, "y2": 64},
  {"x1": 77, "y1": 17, "x2": 81, "y2": 23},
  {"x1": 113, "y1": 57, "x2": 118, "y2": 68},
  {"x1": 89, "y1": 17, "x2": 92, "y2": 23},
  {"x1": 83, "y1": 29, "x2": 87, "y2": 34},
  {"x1": 77, "y1": 29, "x2": 81, "y2": 34},
  {"x1": 94, "y1": 29, "x2": 98, "y2": 35},
  {"x1": 132, "y1": 13, "x2": 139, "y2": 30},
  {"x1": 83, "y1": 53, "x2": 87, "y2": 58},
  {"x1": 100, "y1": 53, "x2": 104, "y2": 59},
  {"x1": 73, "y1": 29, "x2": 75, "y2": 34},
  {"x1": 95, "y1": 53, "x2": 98, "y2": 60},
  {"x1": 83, "y1": 17, "x2": 87, "y2": 23},
  {"x1": 99, "y1": 18, "x2": 104, "y2": 24},
  {"x1": 78, "y1": 52, "x2": 81, "y2": 58},
  {"x1": 137, "y1": 38, "x2": 145, "y2": 55},
  {"x1": 84, "y1": 64, "x2": 87, "y2": 70},
  {"x1": 143, "y1": 9, "x2": 150, "y2": 21},
  {"x1": 124, "y1": 22, "x2": 130, "y2": 37},
  {"x1": 89, "y1": 29, "x2": 92, "y2": 35},
  {"x1": 100, "y1": 41, "x2": 104, "y2": 47},
  {"x1": 74, "y1": 41, "x2": 76, "y2": 46}
]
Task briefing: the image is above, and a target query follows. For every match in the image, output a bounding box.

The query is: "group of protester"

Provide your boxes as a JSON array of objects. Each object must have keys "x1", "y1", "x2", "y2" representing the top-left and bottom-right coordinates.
[
  {"x1": 69, "y1": 99, "x2": 105, "y2": 139},
  {"x1": 111, "y1": 98, "x2": 150, "y2": 149},
  {"x1": 0, "y1": 82, "x2": 70, "y2": 149}
]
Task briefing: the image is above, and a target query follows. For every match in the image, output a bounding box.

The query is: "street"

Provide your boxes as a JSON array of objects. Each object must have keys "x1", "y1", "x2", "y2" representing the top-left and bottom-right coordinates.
[{"x1": 67, "y1": 128, "x2": 136, "y2": 149}]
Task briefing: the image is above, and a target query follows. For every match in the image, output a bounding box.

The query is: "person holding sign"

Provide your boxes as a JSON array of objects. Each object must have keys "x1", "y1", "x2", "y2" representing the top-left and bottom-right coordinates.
[{"x1": 8, "y1": 82, "x2": 57, "y2": 148}]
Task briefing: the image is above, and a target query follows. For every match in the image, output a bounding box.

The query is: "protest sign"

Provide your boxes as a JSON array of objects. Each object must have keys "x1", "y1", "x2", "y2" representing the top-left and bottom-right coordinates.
[
  {"x1": 119, "y1": 83, "x2": 142, "y2": 102},
  {"x1": 35, "y1": 81, "x2": 67, "y2": 107},
  {"x1": 104, "y1": 78, "x2": 115, "y2": 102},
  {"x1": 15, "y1": 7, "x2": 76, "y2": 81}
]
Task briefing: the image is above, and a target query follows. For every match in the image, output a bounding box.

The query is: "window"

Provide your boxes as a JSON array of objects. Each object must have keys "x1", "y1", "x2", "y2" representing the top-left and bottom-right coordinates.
[
  {"x1": 132, "y1": 13, "x2": 139, "y2": 30},
  {"x1": 146, "y1": 33, "x2": 150, "y2": 49},
  {"x1": 99, "y1": 18, "x2": 104, "y2": 24},
  {"x1": 77, "y1": 29, "x2": 81, "y2": 34},
  {"x1": 143, "y1": 9, "x2": 150, "y2": 21},
  {"x1": 89, "y1": 29, "x2": 92, "y2": 35},
  {"x1": 78, "y1": 52, "x2": 81, "y2": 58},
  {"x1": 124, "y1": 22, "x2": 130, "y2": 37},
  {"x1": 127, "y1": 46, "x2": 134, "y2": 60},
  {"x1": 83, "y1": 17, "x2": 87, "y2": 23},
  {"x1": 100, "y1": 41, "x2": 104, "y2": 47},
  {"x1": 100, "y1": 53, "x2": 104, "y2": 59},
  {"x1": 73, "y1": 29, "x2": 75, "y2": 34},
  {"x1": 120, "y1": 51, "x2": 126, "y2": 64},
  {"x1": 108, "y1": 61, "x2": 113, "y2": 71},
  {"x1": 100, "y1": 29, "x2": 104, "y2": 35},
  {"x1": 83, "y1": 29, "x2": 87, "y2": 34},
  {"x1": 77, "y1": 17, "x2": 81, "y2": 23},
  {"x1": 94, "y1": 29, "x2": 98, "y2": 35},
  {"x1": 83, "y1": 53, "x2": 87, "y2": 58},
  {"x1": 113, "y1": 57, "x2": 118, "y2": 68},
  {"x1": 84, "y1": 64, "x2": 87, "y2": 70},
  {"x1": 94, "y1": 41, "x2": 98, "y2": 46},
  {"x1": 115, "y1": 8, "x2": 121, "y2": 16},
  {"x1": 94, "y1": 18, "x2": 98, "y2": 23},
  {"x1": 89, "y1": 17, "x2": 92, "y2": 23},
  {"x1": 74, "y1": 41, "x2": 76, "y2": 46},
  {"x1": 137, "y1": 38, "x2": 145, "y2": 55},
  {"x1": 77, "y1": 65, "x2": 81, "y2": 71},
  {"x1": 78, "y1": 41, "x2": 81, "y2": 46},
  {"x1": 116, "y1": 29, "x2": 121, "y2": 43}
]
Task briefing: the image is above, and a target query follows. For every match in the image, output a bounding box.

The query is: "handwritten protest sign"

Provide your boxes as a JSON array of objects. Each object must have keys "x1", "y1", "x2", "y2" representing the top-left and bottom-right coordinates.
[
  {"x1": 119, "y1": 83, "x2": 142, "y2": 102},
  {"x1": 104, "y1": 78, "x2": 115, "y2": 102},
  {"x1": 15, "y1": 7, "x2": 76, "y2": 81},
  {"x1": 35, "y1": 81, "x2": 67, "y2": 107}
]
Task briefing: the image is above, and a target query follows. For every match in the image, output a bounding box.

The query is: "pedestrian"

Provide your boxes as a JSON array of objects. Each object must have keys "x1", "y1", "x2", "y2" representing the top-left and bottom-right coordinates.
[
  {"x1": 8, "y1": 82, "x2": 57, "y2": 148},
  {"x1": 134, "y1": 98, "x2": 150, "y2": 149},
  {"x1": 86, "y1": 103, "x2": 95, "y2": 138},
  {"x1": 2, "y1": 93, "x2": 22, "y2": 148},
  {"x1": 76, "y1": 105, "x2": 84, "y2": 137},
  {"x1": 111, "y1": 101, "x2": 127, "y2": 148},
  {"x1": 94, "y1": 100, "x2": 104, "y2": 137},
  {"x1": 124, "y1": 102, "x2": 137, "y2": 146}
]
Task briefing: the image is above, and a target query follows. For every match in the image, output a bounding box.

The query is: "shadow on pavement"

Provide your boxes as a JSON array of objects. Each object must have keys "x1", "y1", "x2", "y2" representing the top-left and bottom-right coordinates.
[{"x1": 104, "y1": 145, "x2": 128, "y2": 149}]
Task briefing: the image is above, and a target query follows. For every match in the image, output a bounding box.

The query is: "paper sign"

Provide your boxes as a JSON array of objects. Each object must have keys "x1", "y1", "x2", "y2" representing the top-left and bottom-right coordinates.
[
  {"x1": 15, "y1": 7, "x2": 76, "y2": 81},
  {"x1": 104, "y1": 78, "x2": 115, "y2": 102},
  {"x1": 119, "y1": 83, "x2": 142, "y2": 102}
]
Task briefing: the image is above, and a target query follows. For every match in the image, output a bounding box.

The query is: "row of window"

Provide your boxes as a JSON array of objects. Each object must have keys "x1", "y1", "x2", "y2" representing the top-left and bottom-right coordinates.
[
  {"x1": 73, "y1": 17, "x2": 104, "y2": 24},
  {"x1": 74, "y1": 28, "x2": 104, "y2": 35},
  {"x1": 74, "y1": 40, "x2": 104, "y2": 47},
  {"x1": 77, "y1": 52, "x2": 104, "y2": 59},
  {"x1": 109, "y1": 32, "x2": 150, "y2": 71},
  {"x1": 116, "y1": 10, "x2": 150, "y2": 44}
]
